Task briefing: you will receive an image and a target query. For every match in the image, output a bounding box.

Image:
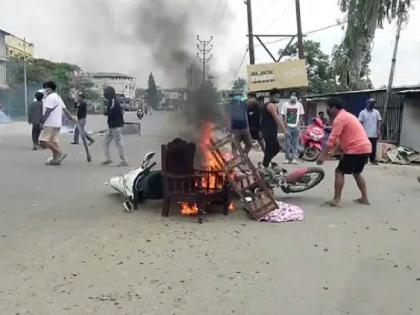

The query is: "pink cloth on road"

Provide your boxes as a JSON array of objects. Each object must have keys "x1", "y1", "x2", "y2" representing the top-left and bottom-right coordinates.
[
  {"x1": 260, "y1": 201, "x2": 304, "y2": 223},
  {"x1": 327, "y1": 109, "x2": 372, "y2": 155}
]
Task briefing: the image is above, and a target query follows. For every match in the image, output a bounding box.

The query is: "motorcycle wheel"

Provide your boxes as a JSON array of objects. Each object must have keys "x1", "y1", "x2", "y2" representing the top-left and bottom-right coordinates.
[
  {"x1": 283, "y1": 167, "x2": 325, "y2": 193},
  {"x1": 303, "y1": 147, "x2": 321, "y2": 161}
]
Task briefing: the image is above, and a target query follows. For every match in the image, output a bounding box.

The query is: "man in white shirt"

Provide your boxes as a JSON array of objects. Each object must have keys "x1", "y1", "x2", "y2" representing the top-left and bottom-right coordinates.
[
  {"x1": 358, "y1": 98, "x2": 382, "y2": 165},
  {"x1": 281, "y1": 92, "x2": 305, "y2": 164},
  {"x1": 39, "y1": 81, "x2": 75, "y2": 165}
]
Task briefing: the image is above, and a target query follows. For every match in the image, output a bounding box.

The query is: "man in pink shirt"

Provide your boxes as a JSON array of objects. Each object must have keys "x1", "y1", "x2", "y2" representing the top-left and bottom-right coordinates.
[{"x1": 317, "y1": 98, "x2": 372, "y2": 207}]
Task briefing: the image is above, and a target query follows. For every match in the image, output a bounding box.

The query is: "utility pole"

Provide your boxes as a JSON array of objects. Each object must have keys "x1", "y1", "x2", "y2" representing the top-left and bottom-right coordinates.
[
  {"x1": 382, "y1": 8, "x2": 404, "y2": 136},
  {"x1": 245, "y1": 0, "x2": 255, "y2": 64},
  {"x1": 196, "y1": 36, "x2": 213, "y2": 84},
  {"x1": 295, "y1": 0, "x2": 305, "y2": 60},
  {"x1": 23, "y1": 37, "x2": 28, "y2": 118}
]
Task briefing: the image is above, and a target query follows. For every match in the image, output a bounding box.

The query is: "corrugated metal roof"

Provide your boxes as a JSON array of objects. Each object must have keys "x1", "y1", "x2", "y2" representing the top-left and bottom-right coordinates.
[
  {"x1": 307, "y1": 84, "x2": 420, "y2": 99},
  {"x1": 91, "y1": 72, "x2": 134, "y2": 79},
  {"x1": 397, "y1": 89, "x2": 420, "y2": 95}
]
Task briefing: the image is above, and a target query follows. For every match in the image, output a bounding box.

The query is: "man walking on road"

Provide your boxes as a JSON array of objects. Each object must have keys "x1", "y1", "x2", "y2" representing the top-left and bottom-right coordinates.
[
  {"x1": 317, "y1": 98, "x2": 372, "y2": 207},
  {"x1": 102, "y1": 86, "x2": 128, "y2": 167},
  {"x1": 28, "y1": 91, "x2": 44, "y2": 150},
  {"x1": 261, "y1": 98, "x2": 287, "y2": 167},
  {"x1": 358, "y1": 98, "x2": 382, "y2": 165},
  {"x1": 71, "y1": 92, "x2": 95, "y2": 145},
  {"x1": 281, "y1": 92, "x2": 305, "y2": 164},
  {"x1": 39, "y1": 81, "x2": 76, "y2": 165}
]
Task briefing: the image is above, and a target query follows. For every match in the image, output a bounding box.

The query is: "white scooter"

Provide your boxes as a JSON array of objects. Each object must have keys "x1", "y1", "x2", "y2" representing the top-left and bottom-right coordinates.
[{"x1": 105, "y1": 152, "x2": 163, "y2": 212}]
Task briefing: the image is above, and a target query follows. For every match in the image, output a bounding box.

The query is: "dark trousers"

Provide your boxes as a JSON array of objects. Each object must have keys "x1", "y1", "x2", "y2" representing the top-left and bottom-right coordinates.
[
  {"x1": 32, "y1": 124, "x2": 42, "y2": 145},
  {"x1": 263, "y1": 135, "x2": 281, "y2": 167},
  {"x1": 369, "y1": 137, "x2": 378, "y2": 162}
]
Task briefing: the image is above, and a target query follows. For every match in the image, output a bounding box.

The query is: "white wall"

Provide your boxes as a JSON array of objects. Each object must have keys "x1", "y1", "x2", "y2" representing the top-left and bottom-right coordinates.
[
  {"x1": 0, "y1": 31, "x2": 7, "y2": 88},
  {"x1": 400, "y1": 97, "x2": 420, "y2": 151},
  {"x1": 92, "y1": 76, "x2": 136, "y2": 99}
]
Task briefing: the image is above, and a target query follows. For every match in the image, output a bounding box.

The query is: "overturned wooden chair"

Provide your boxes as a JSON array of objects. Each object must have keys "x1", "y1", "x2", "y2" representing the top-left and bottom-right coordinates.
[{"x1": 161, "y1": 138, "x2": 229, "y2": 223}]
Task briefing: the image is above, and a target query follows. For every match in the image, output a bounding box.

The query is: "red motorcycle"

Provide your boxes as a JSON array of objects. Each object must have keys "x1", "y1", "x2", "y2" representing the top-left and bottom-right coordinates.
[{"x1": 300, "y1": 118, "x2": 325, "y2": 161}]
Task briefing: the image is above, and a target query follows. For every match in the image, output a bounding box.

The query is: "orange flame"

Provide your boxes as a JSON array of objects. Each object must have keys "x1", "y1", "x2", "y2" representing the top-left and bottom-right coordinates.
[
  {"x1": 180, "y1": 202, "x2": 198, "y2": 216},
  {"x1": 180, "y1": 121, "x2": 236, "y2": 215}
]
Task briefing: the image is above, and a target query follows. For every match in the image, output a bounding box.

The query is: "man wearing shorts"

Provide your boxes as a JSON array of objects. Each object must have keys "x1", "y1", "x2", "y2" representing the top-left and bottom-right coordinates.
[
  {"x1": 39, "y1": 81, "x2": 75, "y2": 165},
  {"x1": 317, "y1": 97, "x2": 372, "y2": 207}
]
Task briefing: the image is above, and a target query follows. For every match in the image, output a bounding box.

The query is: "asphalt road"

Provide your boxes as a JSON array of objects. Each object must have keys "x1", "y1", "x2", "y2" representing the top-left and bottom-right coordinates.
[{"x1": 1, "y1": 112, "x2": 420, "y2": 315}]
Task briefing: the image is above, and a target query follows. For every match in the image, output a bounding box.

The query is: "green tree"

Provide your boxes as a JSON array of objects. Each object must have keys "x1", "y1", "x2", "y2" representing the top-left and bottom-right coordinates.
[
  {"x1": 279, "y1": 40, "x2": 338, "y2": 94},
  {"x1": 231, "y1": 78, "x2": 247, "y2": 92},
  {"x1": 145, "y1": 72, "x2": 162, "y2": 109},
  {"x1": 336, "y1": 0, "x2": 412, "y2": 90},
  {"x1": 71, "y1": 75, "x2": 101, "y2": 102}
]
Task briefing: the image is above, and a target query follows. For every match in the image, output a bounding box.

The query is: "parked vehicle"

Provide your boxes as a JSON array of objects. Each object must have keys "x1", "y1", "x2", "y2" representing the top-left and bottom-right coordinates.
[{"x1": 300, "y1": 118, "x2": 325, "y2": 161}]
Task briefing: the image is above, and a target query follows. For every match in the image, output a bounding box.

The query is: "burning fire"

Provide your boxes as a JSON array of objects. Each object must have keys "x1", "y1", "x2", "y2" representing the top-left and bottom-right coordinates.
[
  {"x1": 180, "y1": 121, "x2": 236, "y2": 216},
  {"x1": 180, "y1": 202, "x2": 199, "y2": 215}
]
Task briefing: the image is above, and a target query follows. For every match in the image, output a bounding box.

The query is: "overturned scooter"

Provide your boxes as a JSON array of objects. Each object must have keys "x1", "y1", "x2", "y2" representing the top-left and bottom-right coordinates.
[{"x1": 105, "y1": 152, "x2": 163, "y2": 212}]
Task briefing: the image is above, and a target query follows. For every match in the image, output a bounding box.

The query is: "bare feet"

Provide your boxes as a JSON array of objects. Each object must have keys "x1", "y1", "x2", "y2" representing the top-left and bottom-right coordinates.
[
  {"x1": 323, "y1": 200, "x2": 342, "y2": 208},
  {"x1": 354, "y1": 198, "x2": 371, "y2": 206}
]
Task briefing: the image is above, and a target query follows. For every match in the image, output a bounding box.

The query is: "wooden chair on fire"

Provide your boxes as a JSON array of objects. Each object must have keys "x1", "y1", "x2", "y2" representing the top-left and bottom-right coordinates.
[{"x1": 161, "y1": 138, "x2": 229, "y2": 223}]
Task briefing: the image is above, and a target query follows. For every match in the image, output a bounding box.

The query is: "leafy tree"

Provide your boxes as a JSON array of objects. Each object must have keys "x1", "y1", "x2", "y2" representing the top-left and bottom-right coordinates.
[
  {"x1": 71, "y1": 75, "x2": 101, "y2": 102},
  {"x1": 231, "y1": 78, "x2": 247, "y2": 92},
  {"x1": 279, "y1": 40, "x2": 338, "y2": 94},
  {"x1": 145, "y1": 72, "x2": 162, "y2": 109},
  {"x1": 336, "y1": 0, "x2": 412, "y2": 90}
]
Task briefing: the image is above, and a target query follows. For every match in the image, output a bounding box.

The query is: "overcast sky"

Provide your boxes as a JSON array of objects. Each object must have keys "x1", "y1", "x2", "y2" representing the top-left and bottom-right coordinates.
[{"x1": 0, "y1": 0, "x2": 419, "y2": 89}]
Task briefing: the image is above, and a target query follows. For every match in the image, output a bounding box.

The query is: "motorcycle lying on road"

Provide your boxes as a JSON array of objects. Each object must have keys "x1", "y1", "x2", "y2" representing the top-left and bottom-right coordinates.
[
  {"x1": 257, "y1": 162, "x2": 325, "y2": 193},
  {"x1": 106, "y1": 152, "x2": 325, "y2": 212},
  {"x1": 105, "y1": 152, "x2": 163, "y2": 212}
]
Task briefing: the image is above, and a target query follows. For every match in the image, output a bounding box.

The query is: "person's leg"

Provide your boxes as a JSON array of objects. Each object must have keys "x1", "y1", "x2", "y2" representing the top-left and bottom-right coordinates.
[
  {"x1": 32, "y1": 125, "x2": 38, "y2": 148},
  {"x1": 353, "y1": 173, "x2": 370, "y2": 205},
  {"x1": 242, "y1": 129, "x2": 253, "y2": 155},
  {"x1": 257, "y1": 133, "x2": 266, "y2": 152},
  {"x1": 284, "y1": 131, "x2": 292, "y2": 162},
  {"x1": 79, "y1": 118, "x2": 95, "y2": 143},
  {"x1": 35, "y1": 124, "x2": 42, "y2": 146},
  {"x1": 331, "y1": 171, "x2": 345, "y2": 206},
  {"x1": 114, "y1": 127, "x2": 128, "y2": 164},
  {"x1": 73, "y1": 122, "x2": 80, "y2": 144},
  {"x1": 263, "y1": 136, "x2": 280, "y2": 167},
  {"x1": 291, "y1": 127, "x2": 299, "y2": 162},
  {"x1": 369, "y1": 137, "x2": 378, "y2": 163},
  {"x1": 103, "y1": 129, "x2": 113, "y2": 162}
]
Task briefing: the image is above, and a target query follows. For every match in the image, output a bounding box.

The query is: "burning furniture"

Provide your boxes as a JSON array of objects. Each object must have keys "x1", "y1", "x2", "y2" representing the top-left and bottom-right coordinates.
[{"x1": 161, "y1": 138, "x2": 229, "y2": 223}]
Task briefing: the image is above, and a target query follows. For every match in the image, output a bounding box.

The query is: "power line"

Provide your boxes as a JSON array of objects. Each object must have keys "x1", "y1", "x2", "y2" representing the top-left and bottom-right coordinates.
[{"x1": 262, "y1": 0, "x2": 294, "y2": 32}]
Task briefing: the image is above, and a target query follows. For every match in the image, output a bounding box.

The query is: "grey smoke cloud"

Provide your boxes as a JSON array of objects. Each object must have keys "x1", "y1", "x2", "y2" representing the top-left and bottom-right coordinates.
[{"x1": 56, "y1": 0, "x2": 233, "y2": 88}]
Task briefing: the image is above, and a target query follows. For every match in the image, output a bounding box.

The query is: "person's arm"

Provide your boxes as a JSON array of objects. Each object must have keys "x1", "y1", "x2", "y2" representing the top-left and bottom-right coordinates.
[
  {"x1": 376, "y1": 110, "x2": 382, "y2": 139},
  {"x1": 63, "y1": 107, "x2": 76, "y2": 122},
  {"x1": 298, "y1": 102, "x2": 305, "y2": 127},
  {"x1": 317, "y1": 117, "x2": 344, "y2": 164},
  {"x1": 358, "y1": 110, "x2": 364, "y2": 122},
  {"x1": 267, "y1": 103, "x2": 287, "y2": 133},
  {"x1": 27, "y1": 104, "x2": 32, "y2": 124}
]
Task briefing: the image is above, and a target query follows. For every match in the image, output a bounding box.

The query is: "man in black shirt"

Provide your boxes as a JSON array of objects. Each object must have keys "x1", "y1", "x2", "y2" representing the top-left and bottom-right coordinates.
[
  {"x1": 28, "y1": 91, "x2": 44, "y2": 150},
  {"x1": 247, "y1": 97, "x2": 265, "y2": 151},
  {"x1": 102, "y1": 87, "x2": 128, "y2": 167},
  {"x1": 72, "y1": 92, "x2": 95, "y2": 145},
  {"x1": 261, "y1": 98, "x2": 287, "y2": 167}
]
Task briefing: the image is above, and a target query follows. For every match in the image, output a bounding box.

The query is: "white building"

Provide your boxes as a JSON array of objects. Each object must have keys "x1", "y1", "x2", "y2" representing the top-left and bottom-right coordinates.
[
  {"x1": 0, "y1": 29, "x2": 8, "y2": 89},
  {"x1": 90, "y1": 72, "x2": 137, "y2": 100}
]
